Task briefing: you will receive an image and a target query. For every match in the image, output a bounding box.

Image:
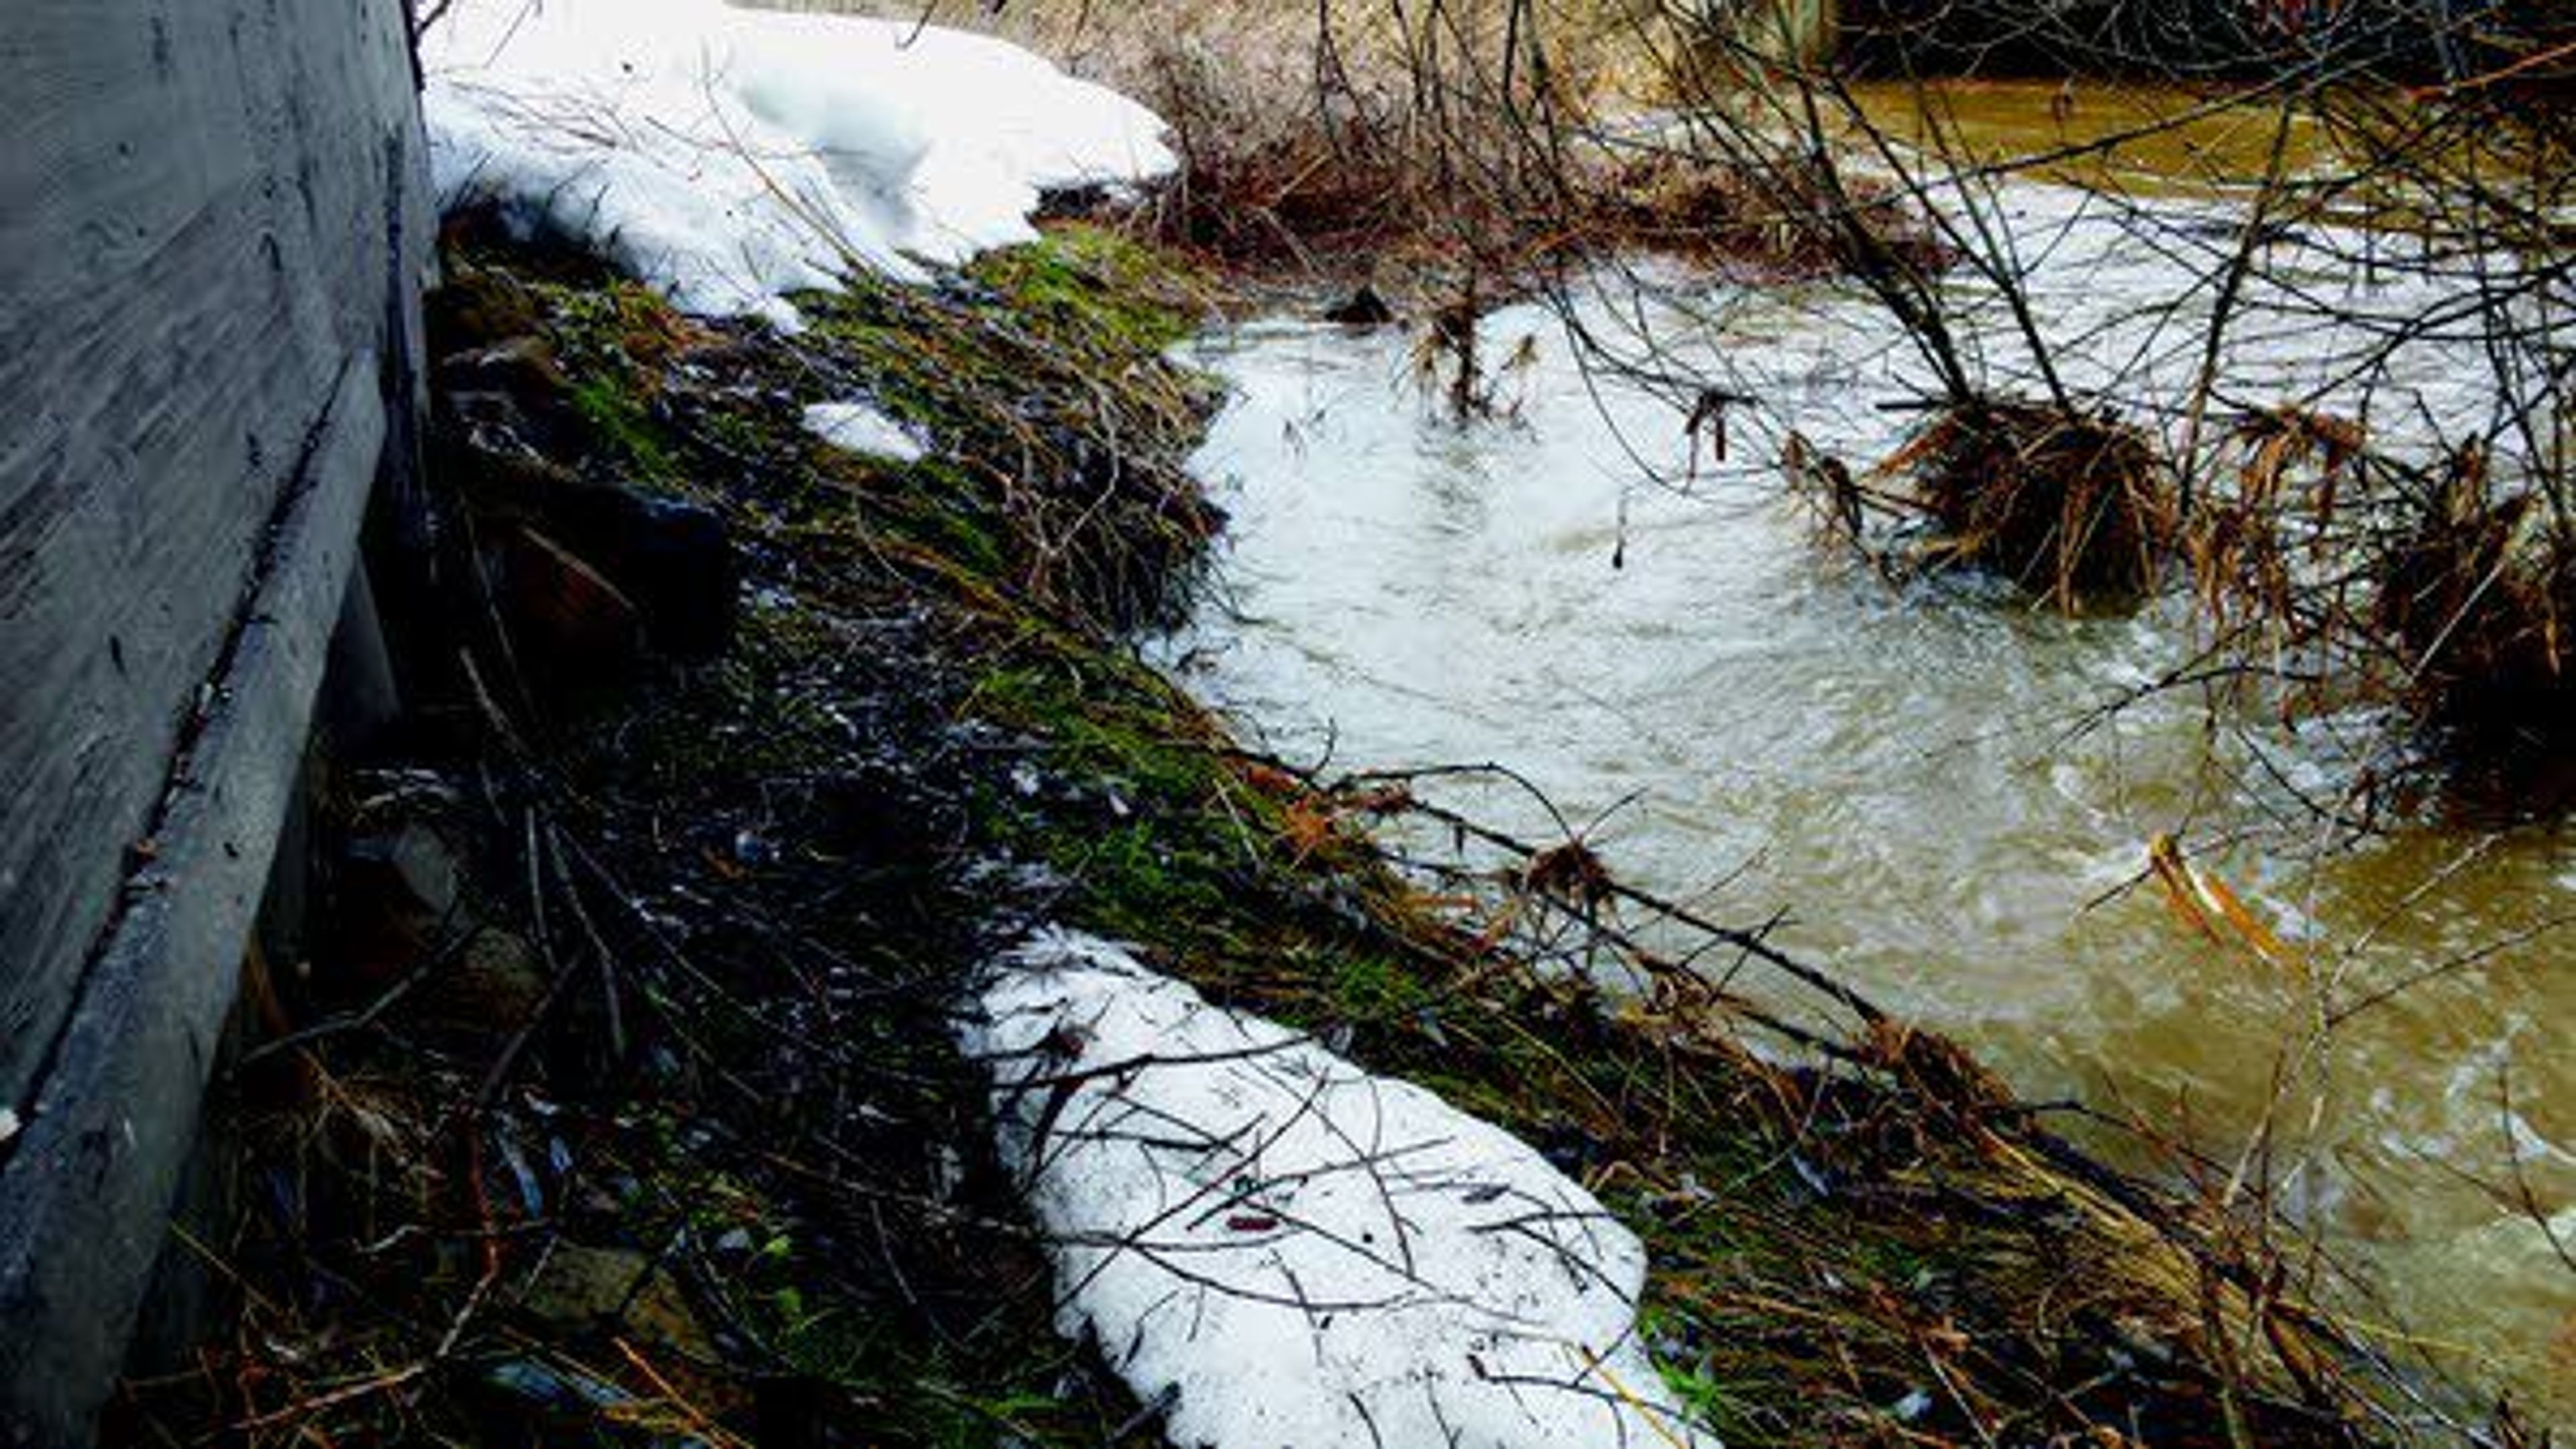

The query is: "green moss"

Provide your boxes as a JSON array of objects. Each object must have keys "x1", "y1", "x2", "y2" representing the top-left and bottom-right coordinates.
[
  {"x1": 544, "y1": 276, "x2": 688, "y2": 363},
  {"x1": 486, "y1": 270, "x2": 700, "y2": 484},
  {"x1": 967, "y1": 223, "x2": 1210, "y2": 352},
  {"x1": 967, "y1": 656, "x2": 1227, "y2": 805},
  {"x1": 698, "y1": 408, "x2": 775, "y2": 464},
  {"x1": 256, "y1": 222, "x2": 2397, "y2": 1449},
  {"x1": 784, "y1": 227, "x2": 1221, "y2": 629},
  {"x1": 864, "y1": 460, "x2": 1013, "y2": 580},
  {"x1": 1328, "y1": 953, "x2": 1430, "y2": 1022},
  {"x1": 739, "y1": 1254, "x2": 1093, "y2": 1446},
  {"x1": 565, "y1": 374, "x2": 677, "y2": 479}
]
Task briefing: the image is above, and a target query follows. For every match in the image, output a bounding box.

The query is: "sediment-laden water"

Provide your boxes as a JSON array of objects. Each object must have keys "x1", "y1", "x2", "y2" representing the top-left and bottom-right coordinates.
[{"x1": 1165, "y1": 129, "x2": 2573, "y2": 1416}]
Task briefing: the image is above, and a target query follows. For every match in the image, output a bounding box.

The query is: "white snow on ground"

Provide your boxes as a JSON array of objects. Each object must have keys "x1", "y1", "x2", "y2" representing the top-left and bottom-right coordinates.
[
  {"x1": 421, "y1": 0, "x2": 1175, "y2": 327},
  {"x1": 802, "y1": 400, "x2": 923, "y2": 462},
  {"x1": 959, "y1": 930, "x2": 1713, "y2": 1449}
]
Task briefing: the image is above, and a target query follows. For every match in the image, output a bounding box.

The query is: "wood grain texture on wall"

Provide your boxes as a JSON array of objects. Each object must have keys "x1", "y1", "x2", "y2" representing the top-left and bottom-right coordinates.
[{"x1": 0, "y1": 0, "x2": 430, "y2": 1438}]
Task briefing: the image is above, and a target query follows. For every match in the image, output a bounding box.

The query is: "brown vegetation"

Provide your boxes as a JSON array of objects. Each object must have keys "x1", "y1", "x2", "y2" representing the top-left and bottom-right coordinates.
[
  {"x1": 2369, "y1": 447, "x2": 2576, "y2": 804},
  {"x1": 115, "y1": 217, "x2": 2507, "y2": 1446},
  {"x1": 1865, "y1": 400, "x2": 2180, "y2": 608},
  {"x1": 777, "y1": 0, "x2": 1944, "y2": 290}
]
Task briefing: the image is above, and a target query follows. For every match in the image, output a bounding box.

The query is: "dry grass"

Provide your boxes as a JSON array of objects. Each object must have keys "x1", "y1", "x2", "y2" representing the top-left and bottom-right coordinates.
[
  {"x1": 1118, "y1": 35, "x2": 1443, "y2": 267},
  {"x1": 123, "y1": 220, "x2": 2498, "y2": 1448},
  {"x1": 1882, "y1": 398, "x2": 2180, "y2": 608},
  {"x1": 2165, "y1": 407, "x2": 2576, "y2": 808},
  {"x1": 2369, "y1": 447, "x2": 2576, "y2": 802},
  {"x1": 753, "y1": 0, "x2": 1676, "y2": 101},
  {"x1": 755, "y1": 0, "x2": 1939, "y2": 284}
]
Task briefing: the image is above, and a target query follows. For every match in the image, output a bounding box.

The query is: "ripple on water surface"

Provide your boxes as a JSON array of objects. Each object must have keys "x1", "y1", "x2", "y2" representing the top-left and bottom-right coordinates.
[{"x1": 1165, "y1": 209, "x2": 2575, "y2": 1417}]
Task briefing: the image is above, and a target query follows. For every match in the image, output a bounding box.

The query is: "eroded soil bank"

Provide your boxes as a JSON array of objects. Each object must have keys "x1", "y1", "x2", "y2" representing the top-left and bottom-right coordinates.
[{"x1": 105, "y1": 221, "x2": 2513, "y2": 1447}]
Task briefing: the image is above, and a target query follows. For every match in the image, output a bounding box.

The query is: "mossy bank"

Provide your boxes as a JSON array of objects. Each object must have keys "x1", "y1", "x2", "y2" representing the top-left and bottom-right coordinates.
[{"x1": 107, "y1": 219, "x2": 2487, "y2": 1448}]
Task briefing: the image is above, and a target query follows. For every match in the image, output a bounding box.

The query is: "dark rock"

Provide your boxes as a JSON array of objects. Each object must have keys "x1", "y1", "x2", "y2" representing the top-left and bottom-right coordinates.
[
  {"x1": 496, "y1": 524, "x2": 647, "y2": 670},
  {"x1": 540, "y1": 486, "x2": 738, "y2": 659},
  {"x1": 439, "y1": 387, "x2": 586, "y2": 498},
  {"x1": 327, "y1": 822, "x2": 468, "y2": 991},
  {"x1": 1323, "y1": 283, "x2": 1397, "y2": 328},
  {"x1": 441, "y1": 390, "x2": 738, "y2": 661},
  {"x1": 515, "y1": 1245, "x2": 712, "y2": 1358},
  {"x1": 345, "y1": 822, "x2": 461, "y2": 921}
]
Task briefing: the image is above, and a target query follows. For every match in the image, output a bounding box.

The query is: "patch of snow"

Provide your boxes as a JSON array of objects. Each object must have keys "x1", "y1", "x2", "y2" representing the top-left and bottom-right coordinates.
[
  {"x1": 959, "y1": 930, "x2": 1713, "y2": 1449},
  {"x1": 0, "y1": 1106, "x2": 18, "y2": 1146},
  {"x1": 802, "y1": 400, "x2": 923, "y2": 462},
  {"x1": 422, "y1": 0, "x2": 1175, "y2": 327}
]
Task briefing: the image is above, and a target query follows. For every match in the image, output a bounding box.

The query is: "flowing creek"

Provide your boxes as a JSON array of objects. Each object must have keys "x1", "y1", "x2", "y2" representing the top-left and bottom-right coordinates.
[{"x1": 1160, "y1": 87, "x2": 2575, "y2": 1418}]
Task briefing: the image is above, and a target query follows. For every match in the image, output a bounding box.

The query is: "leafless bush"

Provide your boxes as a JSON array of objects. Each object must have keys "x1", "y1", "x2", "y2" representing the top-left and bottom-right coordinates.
[{"x1": 1517, "y1": 0, "x2": 2571, "y2": 804}]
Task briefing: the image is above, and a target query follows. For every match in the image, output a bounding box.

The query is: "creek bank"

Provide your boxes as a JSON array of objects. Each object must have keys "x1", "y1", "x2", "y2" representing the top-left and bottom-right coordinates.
[{"x1": 110, "y1": 214, "x2": 2491, "y2": 1447}]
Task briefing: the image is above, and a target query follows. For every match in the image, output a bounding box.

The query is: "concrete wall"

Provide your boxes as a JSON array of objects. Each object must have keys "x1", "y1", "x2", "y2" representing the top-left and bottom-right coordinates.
[{"x1": 0, "y1": 0, "x2": 431, "y2": 1440}]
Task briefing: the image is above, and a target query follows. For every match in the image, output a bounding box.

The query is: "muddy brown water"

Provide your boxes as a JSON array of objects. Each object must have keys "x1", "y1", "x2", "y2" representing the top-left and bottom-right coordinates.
[{"x1": 1165, "y1": 82, "x2": 2574, "y2": 1422}]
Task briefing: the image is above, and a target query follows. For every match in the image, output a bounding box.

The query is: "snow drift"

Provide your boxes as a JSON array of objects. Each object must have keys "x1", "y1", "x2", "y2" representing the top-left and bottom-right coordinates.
[
  {"x1": 421, "y1": 0, "x2": 1175, "y2": 327},
  {"x1": 960, "y1": 930, "x2": 1713, "y2": 1449}
]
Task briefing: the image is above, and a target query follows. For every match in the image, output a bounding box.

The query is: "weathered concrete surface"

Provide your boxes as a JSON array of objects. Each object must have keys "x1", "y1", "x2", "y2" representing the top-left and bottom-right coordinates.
[{"x1": 0, "y1": 0, "x2": 430, "y2": 1439}]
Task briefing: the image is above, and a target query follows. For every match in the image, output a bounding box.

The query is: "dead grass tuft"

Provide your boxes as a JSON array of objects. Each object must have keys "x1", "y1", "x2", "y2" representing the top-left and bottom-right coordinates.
[
  {"x1": 1888, "y1": 398, "x2": 2178, "y2": 608},
  {"x1": 2369, "y1": 445, "x2": 2576, "y2": 802},
  {"x1": 1126, "y1": 38, "x2": 1432, "y2": 266}
]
